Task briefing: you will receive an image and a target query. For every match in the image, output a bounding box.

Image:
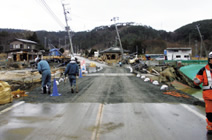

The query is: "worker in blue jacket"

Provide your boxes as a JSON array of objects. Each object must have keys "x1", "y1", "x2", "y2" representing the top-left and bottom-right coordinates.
[
  {"x1": 64, "y1": 57, "x2": 79, "y2": 93},
  {"x1": 35, "y1": 57, "x2": 51, "y2": 94}
]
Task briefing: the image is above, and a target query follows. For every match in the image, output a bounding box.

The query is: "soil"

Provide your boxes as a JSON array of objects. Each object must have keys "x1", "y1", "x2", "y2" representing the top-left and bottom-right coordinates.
[
  {"x1": 16, "y1": 66, "x2": 204, "y2": 105},
  {"x1": 0, "y1": 64, "x2": 204, "y2": 111}
]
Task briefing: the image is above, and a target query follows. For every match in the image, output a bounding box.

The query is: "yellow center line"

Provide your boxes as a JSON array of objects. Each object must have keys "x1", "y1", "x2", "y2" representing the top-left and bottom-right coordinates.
[{"x1": 91, "y1": 103, "x2": 104, "y2": 140}]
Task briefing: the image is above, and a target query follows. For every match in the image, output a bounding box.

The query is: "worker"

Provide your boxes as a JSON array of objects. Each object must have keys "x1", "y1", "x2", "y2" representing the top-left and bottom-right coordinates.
[
  {"x1": 64, "y1": 57, "x2": 79, "y2": 93},
  {"x1": 194, "y1": 52, "x2": 212, "y2": 134},
  {"x1": 35, "y1": 57, "x2": 51, "y2": 94},
  {"x1": 75, "y1": 57, "x2": 81, "y2": 69},
  {"x1": 119, "y1": 61, "x2": 122, "y2": 67}
]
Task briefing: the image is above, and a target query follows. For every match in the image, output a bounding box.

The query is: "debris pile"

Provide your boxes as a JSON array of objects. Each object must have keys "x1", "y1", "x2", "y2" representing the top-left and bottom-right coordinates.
[
  {"x1": 132, "y1": 62, "x2": 197, "y2": 88},
  {"x1": 11, "y1": 89, "x2": 28, "y2": 98},
  {"x1": 163, "y1": 91, "x2": 190, "y2": 98}
]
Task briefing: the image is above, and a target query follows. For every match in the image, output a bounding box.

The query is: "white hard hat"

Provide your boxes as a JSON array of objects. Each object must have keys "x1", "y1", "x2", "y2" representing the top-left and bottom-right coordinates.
[
  {"x1": 35, "y1": 57, "x2": 40, "y2": 63},
  {"x1": 209, "y1": 52, "x2": 212, "y2": 59},
  {"x1": 71, "y1": 57, "x2": 75, "y2": 61}
]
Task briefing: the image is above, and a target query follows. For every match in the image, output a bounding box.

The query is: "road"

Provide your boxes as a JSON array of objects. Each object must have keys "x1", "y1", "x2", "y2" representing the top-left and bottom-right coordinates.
[{"x1": 0, "y1": 58, "x2": 210, "y2": 140}]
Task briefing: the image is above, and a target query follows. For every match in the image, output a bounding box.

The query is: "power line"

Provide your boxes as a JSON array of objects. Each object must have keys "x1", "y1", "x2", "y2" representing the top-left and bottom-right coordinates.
[{"x1": 36, "y1": 0, "x2": 65, "y2": 29}]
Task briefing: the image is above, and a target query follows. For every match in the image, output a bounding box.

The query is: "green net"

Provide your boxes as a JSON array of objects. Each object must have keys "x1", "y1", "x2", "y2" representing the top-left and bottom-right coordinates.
[
  {"x1": 165, "y1": 60, "x2": 207, "y2": 65},
  {"x1": 180, "y1": 64, "x2": 205, "y2": 80},
  {"x1": 180, "y1": 64, "x2": 206, "y2": 88}
]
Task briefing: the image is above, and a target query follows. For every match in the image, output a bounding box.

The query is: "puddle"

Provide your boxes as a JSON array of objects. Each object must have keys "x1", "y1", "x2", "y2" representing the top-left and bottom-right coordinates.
[{"x1": 4, "y1": 127, "x2": 35, "y2": 140}]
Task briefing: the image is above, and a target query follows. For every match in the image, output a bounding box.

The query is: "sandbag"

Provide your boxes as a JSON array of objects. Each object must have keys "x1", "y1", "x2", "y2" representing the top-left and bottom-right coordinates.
[{"x1": 0, "y1": 81, "x2": 13, "y2": 104}]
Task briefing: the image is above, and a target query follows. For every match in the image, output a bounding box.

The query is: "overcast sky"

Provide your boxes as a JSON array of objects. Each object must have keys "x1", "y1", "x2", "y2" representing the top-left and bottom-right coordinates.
[{"x1": 0, "y1": 0, "x2": 211, "y2": 32}]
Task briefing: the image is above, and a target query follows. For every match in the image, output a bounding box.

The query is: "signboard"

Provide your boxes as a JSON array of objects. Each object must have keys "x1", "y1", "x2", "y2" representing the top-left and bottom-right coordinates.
[{"x1": 80, "y1": 60, "x2": 86, "y2": 73}]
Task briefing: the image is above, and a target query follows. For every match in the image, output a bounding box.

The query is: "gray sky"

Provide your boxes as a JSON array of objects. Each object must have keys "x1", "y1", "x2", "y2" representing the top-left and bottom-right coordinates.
[{"x1": 0, "y1": 0, "x2": 211, "y2": 32}]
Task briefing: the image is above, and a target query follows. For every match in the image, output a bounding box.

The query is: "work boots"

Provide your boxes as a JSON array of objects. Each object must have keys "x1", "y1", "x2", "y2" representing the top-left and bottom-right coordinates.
[
  {"x1": 207, "y1": 119, "x2": 212, "y2": 135},
  {"x1": 207, "y1": 125, "x2": 212, "y2": 135},
  {"x1": 47, "y1": 86, "x2": 51, "y2": 95},
  {"x1": 71, "y1": 88, "x2": 74, "y2": 93},
  {"x1": 43, "y1": 87, "x2": 47, "y2": 94}
]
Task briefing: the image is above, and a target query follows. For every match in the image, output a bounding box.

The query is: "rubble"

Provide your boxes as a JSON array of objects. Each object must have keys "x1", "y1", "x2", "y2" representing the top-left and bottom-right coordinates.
[
  {"x1": 11, "y1": 89, "x2": 28, "y2": 98},
  {"x1": 131, "y1": 61, "x2": 198, "y2": 89}
]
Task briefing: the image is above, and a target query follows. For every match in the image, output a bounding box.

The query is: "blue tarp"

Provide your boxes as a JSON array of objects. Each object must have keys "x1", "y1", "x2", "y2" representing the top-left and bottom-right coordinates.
[{"x1": 49, "y1": 48, "x2": 61, "y2": 56}]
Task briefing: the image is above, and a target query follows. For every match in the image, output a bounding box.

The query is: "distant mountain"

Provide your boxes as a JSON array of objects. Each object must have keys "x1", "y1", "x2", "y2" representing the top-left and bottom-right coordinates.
[
  {"x1": 174, "y1": 19, "x2": 212, "y2": 56},
  {"x1": 0, "y1": 28, "x2": 28, "y2": 33},
  {"x1": 1, "y1": 19, "x2": 212, "y2": 56},
  {"x1": 174, "y1": 19, "x2": 212, "y2": 41}
]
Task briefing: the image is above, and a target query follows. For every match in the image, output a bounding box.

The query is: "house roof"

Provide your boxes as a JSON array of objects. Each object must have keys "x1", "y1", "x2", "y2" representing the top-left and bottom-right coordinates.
[
  {"x1": 50, "y1": 48, "x2": 59, "y2": 52},
  {"x1": 5, "y1": 49, "x2": 39, "y2": 53},
  {"x1": 13, "y1": 38, "x2": 38, "y2": 44},
  {"x1": 166, "y1": 48, "x2": 192, "y2": 50},
  {"x1": 100, "y1": 47, "x2": 130, "y2": 54}
]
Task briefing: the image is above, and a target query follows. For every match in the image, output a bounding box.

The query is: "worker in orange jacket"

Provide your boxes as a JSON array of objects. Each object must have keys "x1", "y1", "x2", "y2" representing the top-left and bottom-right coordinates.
[{"x1": 194, "y1": 52, "x2": 212, "y2": 134}]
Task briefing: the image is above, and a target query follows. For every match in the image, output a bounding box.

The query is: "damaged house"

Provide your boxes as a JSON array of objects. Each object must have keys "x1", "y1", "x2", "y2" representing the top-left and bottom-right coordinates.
[
  {"x1": 7, "y1": 38, "x2": 42, "y2": 62},
  {"x1": 100, "y1": 47, "x2": 130, "y2": 64}
]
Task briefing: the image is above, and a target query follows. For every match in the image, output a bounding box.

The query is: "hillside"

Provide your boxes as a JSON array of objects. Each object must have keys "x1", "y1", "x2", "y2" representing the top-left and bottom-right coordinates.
[
  {"x1": 174, "y1": 19, "x2": 212, "y2": 56},
  {"x1": 0, "y1": 19, "x2": 212, "y2": 56}
]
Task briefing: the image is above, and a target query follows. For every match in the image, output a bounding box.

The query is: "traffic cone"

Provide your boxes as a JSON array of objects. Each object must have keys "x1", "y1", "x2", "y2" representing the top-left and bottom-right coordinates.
[
  {"x1": 79, "y1": 69, "x2": 83, "y2": 78},
  {"x1": 50, "y1": 78, "x2": 61, "y2": 96}
]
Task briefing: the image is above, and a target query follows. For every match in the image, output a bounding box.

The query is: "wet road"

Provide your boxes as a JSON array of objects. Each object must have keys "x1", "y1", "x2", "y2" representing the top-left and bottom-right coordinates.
[
  {"x1": 0, "y1": 102, "x2": 208, "y2": 140},
  {"x1": 0, "y1": 57, "x2": 210, "y2": 140}
]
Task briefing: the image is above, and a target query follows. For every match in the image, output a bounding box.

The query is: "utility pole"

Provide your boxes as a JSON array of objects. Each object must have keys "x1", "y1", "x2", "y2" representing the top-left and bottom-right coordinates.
[
  {"x1": 111, "y1": 17, "x2": 124, "y2": 60},
  {"x1": 65, "y1": 36, "x2": 67, "y2": 49},
  {"x1": 195, "y1": 40, "x2": 198, "y2": 57},
  {"x1": 58, "y1": 38, "x2": 61, "y2": 48},
  {"x1": 196, "y1": 25, "x2": 203, "y2": 58},
  {"x1": 44, "y1": 37, "x2": 47, "y2": 49},
  {"x1": 62, "y1": 3, "x2": 74, "y2": 57}
]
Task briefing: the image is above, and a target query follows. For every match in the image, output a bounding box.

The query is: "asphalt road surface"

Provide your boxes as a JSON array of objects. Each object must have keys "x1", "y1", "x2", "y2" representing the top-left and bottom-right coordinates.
[{"x1": 0, "y1": 62, "x2": 210, "y2": 140}]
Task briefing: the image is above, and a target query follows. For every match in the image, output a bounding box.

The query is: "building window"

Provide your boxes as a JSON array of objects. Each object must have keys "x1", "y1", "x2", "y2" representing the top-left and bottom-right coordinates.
[
  {"x1": 106, "y1": 55, "x2": 111, "y2": 60},
  {"x1": 184, "y1": 55, "x2": 189, "y2": 58},
  {"x1": 176, "y1": 55, "x2": 181, "y2": 58},
  {"x1": 15, "y1": 44, "x2": 20, "y2": 49},
  {"x1": 111, "y1": 54, "x2": 116, "y2": 59}
]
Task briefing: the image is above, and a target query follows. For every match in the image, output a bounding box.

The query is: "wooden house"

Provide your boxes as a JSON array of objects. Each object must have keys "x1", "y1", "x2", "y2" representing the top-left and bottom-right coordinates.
[
  {"x1": 7, "y1": 38, "x2": 42, "y2": 62},
  {"x1": 100, "y1": 47, "x2": 130, "y2": 64}
]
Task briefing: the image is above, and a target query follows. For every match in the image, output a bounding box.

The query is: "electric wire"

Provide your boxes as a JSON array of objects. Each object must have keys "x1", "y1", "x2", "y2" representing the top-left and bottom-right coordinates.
[
  {"x1": 36, "y1": 0, "x2": 65, "y2": 29},
  {"x1": 40, "y1": 0, "x2": 65, "y2": 28}
]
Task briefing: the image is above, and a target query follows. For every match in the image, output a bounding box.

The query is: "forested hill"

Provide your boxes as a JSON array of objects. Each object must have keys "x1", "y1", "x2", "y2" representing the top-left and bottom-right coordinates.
[
  {"x1": 0, "y1": 19, "x2": 212, "y2": 55},
  {"x1": 173, "y1": 19, "x2": 212, "y2": 56},
  {"x1": 174, "y1": 19, "x2": 212, "y2": 41},
  {"x1": 36, "y1": 24, "x2": 174, "y2": 54}
]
